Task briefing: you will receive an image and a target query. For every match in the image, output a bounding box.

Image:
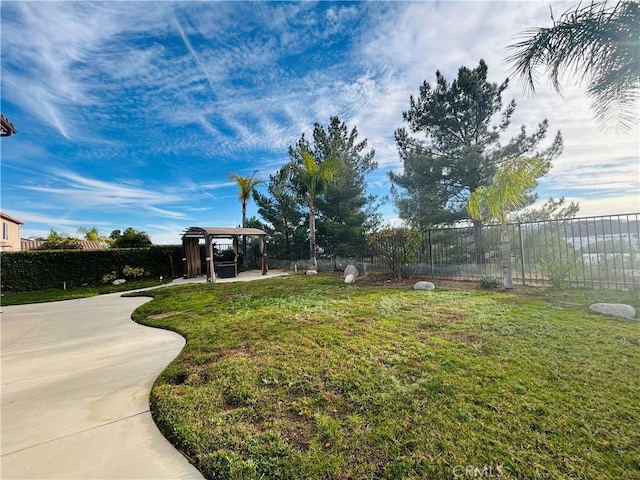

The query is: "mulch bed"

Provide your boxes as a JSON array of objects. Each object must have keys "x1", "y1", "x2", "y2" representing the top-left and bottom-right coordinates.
[
  {"x1": 322, "y1": 271, "x2": 475, "y2": 290},
  {"x1": 322, "y1": 270, "x2": 538, "y2": 294}
]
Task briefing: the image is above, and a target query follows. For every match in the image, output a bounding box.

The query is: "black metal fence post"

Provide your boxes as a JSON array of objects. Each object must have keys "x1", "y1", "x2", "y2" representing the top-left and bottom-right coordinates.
[
  {"x1": 518, "y1": 222, "x2": 526, "y2": 286},
  {"x1": 428, "y1": 229, "x2": 434, "y2": 276}
]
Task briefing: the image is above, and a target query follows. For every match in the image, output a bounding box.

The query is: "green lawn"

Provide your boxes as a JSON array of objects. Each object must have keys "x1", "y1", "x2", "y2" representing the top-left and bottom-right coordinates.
[
  {"x1": 131, "y1": 276, "x2": 640, "y2": 480},
  {"x1": 1, "y1": 278, "x2": 171, "y2": 306}
]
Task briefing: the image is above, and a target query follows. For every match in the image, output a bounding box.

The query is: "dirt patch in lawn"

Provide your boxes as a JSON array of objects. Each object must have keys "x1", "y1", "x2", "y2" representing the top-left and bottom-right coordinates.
[
  {"x1": 324, "y1": 271, "x2": 481, "y2": 290},
  {"x1": 323, "y1": 271, "x2": 541, "y2": 295},
  {"x1": 147, "y1": 311, "x2": 185, "y2": 320}
]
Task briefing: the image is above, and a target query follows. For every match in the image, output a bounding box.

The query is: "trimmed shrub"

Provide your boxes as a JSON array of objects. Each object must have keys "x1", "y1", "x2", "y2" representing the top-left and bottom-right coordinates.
[
  {"x1": 366, "y1": 227, "x2": 421, "y2": 280},
  {"x1": 102, "y1": 271, "x2": 118, "y2": 284},
  {"x1": 122, "y1": 265, "x2": 146, "y2": 279},
  {"x1": 1, "y1": 246, "x2": 183, "y2": 292},
  {"x1": 479, "y1": 276, "x2": 501, "y2": 289},
  {"x1": 537, "y1": 258, "x2": 577, "y2": 289}
]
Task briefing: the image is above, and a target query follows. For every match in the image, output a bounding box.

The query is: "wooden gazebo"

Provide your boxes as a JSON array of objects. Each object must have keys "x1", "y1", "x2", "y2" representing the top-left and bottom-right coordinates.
[{"x1": 182, "y1": 227, "x2": 268, "y2": 282}]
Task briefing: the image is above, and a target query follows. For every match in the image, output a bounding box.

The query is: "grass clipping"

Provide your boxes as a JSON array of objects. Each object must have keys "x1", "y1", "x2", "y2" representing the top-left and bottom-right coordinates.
[{"x1": 132, "y1": 275, "x2": 640, "y2": 480}]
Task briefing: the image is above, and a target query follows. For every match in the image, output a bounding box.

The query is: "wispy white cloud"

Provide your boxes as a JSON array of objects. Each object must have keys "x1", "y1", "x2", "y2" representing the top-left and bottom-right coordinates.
[
  {"x1": 2, "y1": 2, "x2": 157, "y2": 139},
  {"x1": 7, "y1": 210, "x2": 112, "y2": 229},
  {"x1": 20, "y1": 169, "x2": 188, "y2": 218}
]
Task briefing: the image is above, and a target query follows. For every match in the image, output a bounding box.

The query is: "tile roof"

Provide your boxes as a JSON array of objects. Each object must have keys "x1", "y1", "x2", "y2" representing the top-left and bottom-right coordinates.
[{"x1": 20, "y1": 239, "x2": 106, "y2": 251}]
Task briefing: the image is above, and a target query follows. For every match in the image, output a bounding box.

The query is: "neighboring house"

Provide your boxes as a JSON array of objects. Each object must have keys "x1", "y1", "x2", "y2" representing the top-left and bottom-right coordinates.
[
  {"x1": 20, "y1": 239, "x2": 106, "y2": 251},
  {"x1": 1, "y1": 212, "x2": 25, "y2": 251},
  {"x1": 0, "y1": 212, "x2": 108, "y2": 251}
]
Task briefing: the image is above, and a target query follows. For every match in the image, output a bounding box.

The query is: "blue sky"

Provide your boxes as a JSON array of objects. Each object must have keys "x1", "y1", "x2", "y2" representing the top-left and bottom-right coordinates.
[{"x1": 1, "y1": 1, "x2": 638, "y2": 244}]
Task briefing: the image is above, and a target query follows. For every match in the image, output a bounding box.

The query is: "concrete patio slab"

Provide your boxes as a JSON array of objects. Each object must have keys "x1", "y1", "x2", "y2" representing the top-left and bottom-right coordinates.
[
  {"x1": 1, "y1": 293, "x2": 203, "y2": 479},
  {"x1": 1, "y1": 269, "x2": 290, "y2": 479}
]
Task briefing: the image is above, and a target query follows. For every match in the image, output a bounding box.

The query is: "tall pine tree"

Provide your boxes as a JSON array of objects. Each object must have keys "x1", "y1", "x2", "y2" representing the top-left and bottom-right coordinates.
[
  {"x1": 311, "y1": 116, "x2": 379, "y2": 256},
  {"x1": 252, "y1": 169, "x2": 306, "y2": 259},
  {"x1": 390, "y1": 60, "x2": 562, "y2": 231}
]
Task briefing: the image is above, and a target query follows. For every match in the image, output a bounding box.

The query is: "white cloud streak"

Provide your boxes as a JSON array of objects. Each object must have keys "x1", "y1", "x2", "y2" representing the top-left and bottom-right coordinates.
[{"x1": 20, "y1": 169, "x2": 188, "y2": 218}]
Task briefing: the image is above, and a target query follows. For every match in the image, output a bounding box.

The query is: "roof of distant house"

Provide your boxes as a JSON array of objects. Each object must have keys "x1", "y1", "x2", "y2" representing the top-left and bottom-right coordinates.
[
  {"x1": 1, "y1": 211, "x2": 26, "y2": 225},
  {"x1": 0, "y1": 114, "x2": 17, "y2": 137},
  {"x1": 21, "y1": 239, "x2": 106, "y2": 251}
]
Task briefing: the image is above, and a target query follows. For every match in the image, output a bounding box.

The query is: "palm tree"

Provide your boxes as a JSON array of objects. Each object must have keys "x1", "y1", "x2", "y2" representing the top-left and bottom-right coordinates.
[
  {"x1": 78, "y1": 227, "x2": 113, "y2": 246},
  {"x1": 467, "y1": 157, "x2": 548, "y2": 289},
  {"x1": 283, "y1": 149, "x2": 341, "y2": 270},
  {"x1": 507, "y1": 0, "x2": 639, "y2": 131},
  {"x1": 228, "y1": 170, "x2": 263, "y2": 268},
  {"x1": 80, "y1": 227, "x2": 99, "y2": 241}
]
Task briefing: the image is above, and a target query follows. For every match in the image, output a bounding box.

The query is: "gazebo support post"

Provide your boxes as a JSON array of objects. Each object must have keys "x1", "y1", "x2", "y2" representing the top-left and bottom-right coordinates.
[
  {"x1": 261, "y1": 235, "x2": 268, "y2": 275},
  {"x1": 232, "y1": 236, "x2": 239, "y2": 277},
  {"x1": 182, "y1": 236, "x2": 188, "y2": 279},
  {"x1": 205, "y1": 234, "x2": 216, "y2": 282}
]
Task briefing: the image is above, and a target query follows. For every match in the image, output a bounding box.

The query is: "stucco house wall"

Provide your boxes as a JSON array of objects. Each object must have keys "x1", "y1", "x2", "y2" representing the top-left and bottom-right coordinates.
[{"x1": 1, "y1": 212, "x2": 25, "y2": 251}]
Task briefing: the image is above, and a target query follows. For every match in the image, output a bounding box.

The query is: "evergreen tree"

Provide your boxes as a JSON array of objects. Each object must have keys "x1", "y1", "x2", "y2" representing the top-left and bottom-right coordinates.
[
  {"x1": 511, "y1": 197, "x2": 580, "y2": 223},
  {"x1": 253, "y1": 169, "x2": 306, "y2": 259},
  {"x1": 390, "y1": 60, "x2": 562, "y2": 233},
  {"x1": 311, "y1": 116, "x2": 379, "y2": 256},
  {"x1": 110, "y1": 227, "x2": 152, "y2": 248}
]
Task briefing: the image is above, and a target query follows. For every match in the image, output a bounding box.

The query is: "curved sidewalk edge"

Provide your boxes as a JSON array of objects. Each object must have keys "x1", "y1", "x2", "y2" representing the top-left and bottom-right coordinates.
[{"x1": 1, "y1": 293, "x2": 203, "y2": 479}]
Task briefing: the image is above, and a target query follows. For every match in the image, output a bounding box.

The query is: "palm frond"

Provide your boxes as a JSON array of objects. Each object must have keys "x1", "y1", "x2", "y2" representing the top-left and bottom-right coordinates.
[
  {"x1": 507, "y1": 0, "x2": 640, "y2": 131},
  {"x1": 468, "y1": 157, "x2": 547, "y2": 222},
  {"x1": 229, "y1": 170, "x2": 263, "y2": 202}
]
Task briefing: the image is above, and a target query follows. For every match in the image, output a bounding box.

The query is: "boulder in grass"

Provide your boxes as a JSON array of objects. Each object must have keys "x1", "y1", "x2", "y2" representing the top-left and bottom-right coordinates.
[
  {"x1": 589, "y1": 303, "x2": 636, "y2": 320},
  {"x1": 305, "y1": 270, "x2": 318, "y2": 275},
  {"x1": 112, "y1": 279, "x2": 126, "y2": 285},
  {"x1": 413, "y1": 281, "x2": 435, "y2": 291},
  {"x1": 344, "y1": 274, "x2": 356, "y2": 284},
  {"x1": 344, "y1": 264, "x2": 359, "y2": 280}
]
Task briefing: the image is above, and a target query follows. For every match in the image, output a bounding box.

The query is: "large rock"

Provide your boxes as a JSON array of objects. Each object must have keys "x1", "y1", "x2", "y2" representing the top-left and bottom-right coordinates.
[
  {"x1": 344, "y1": 264, "x2": 359, "y2": 280},
  {"x1": 589, "y1": 303, "x2": 636, "y2": 320},
  {"x1": 344, "y1": 274, "x2": 356, "y2": 284},
  {"x1": 305, "y1": 270, "x2": 318, "y2": 275},
  {"x1": 112, "y1": 279, "x2": 126, "y2": 285},
  {"x1": 413, "y1": 281, "x2": 435, "y2": 291}
]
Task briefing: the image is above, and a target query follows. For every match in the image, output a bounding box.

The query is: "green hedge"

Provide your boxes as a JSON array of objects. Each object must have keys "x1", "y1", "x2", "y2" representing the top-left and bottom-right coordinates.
[{"x1": 1, "y1": 246, "x2": 184, "y2": 292}]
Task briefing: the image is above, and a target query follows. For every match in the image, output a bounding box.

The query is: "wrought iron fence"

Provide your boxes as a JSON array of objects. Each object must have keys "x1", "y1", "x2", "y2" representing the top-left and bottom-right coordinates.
[
  {"x1": 270, "y1": 213, "x2": 640, "y2": 289},
  {"x1": 414, "y1": 213, "x2": 640, "y2": 289}
]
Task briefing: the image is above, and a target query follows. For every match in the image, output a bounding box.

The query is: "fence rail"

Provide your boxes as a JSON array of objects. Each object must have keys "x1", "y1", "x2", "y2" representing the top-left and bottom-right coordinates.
[{"x1": 270, "y1": 213, "x2": 640, "y2": 290}]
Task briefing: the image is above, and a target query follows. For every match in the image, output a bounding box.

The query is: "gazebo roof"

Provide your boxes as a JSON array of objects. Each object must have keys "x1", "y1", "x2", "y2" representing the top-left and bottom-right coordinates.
[{"x1": 182, "y1": 227, "x2": 267, "y2": 239}]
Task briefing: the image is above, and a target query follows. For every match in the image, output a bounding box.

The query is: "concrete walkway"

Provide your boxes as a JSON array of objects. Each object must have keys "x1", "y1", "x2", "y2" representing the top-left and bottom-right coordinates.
[{"x1": 1, "y1": 270, "x2": 289, "y2": 479}]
